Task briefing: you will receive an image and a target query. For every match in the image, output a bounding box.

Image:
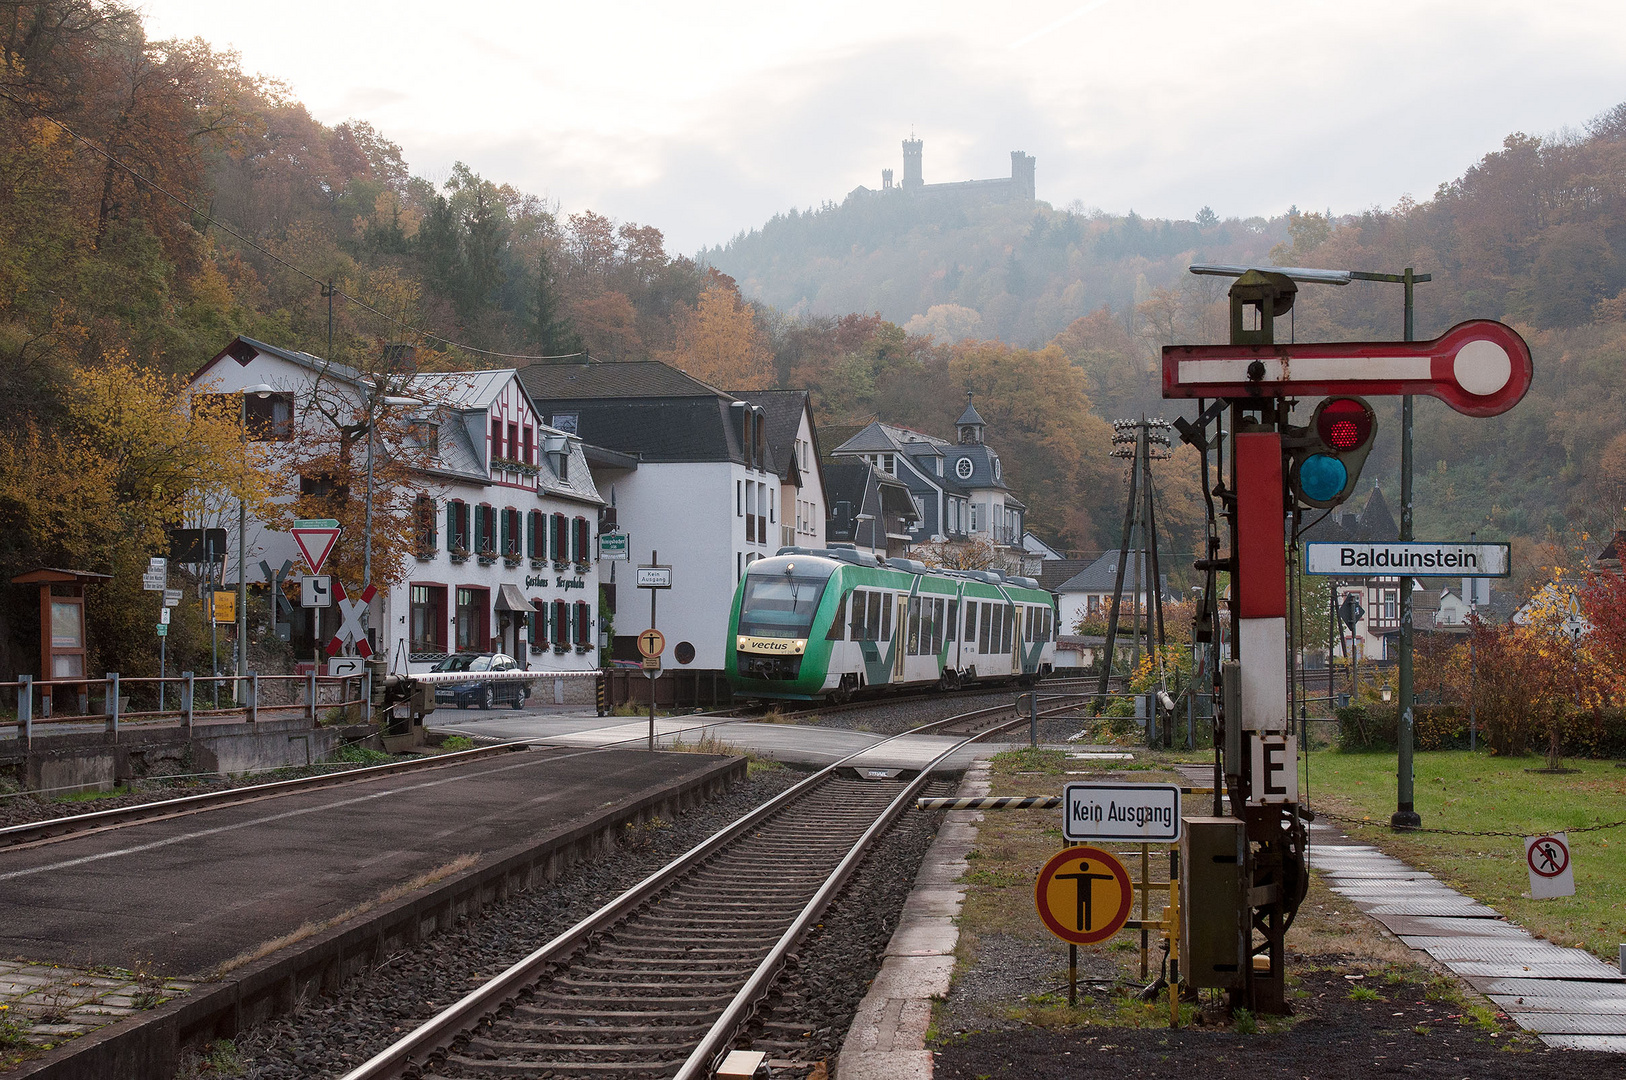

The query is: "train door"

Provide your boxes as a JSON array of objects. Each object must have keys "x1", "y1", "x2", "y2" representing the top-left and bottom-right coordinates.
[{"x1": 894, "y1": 594, "x2": 907, "y2": 680}]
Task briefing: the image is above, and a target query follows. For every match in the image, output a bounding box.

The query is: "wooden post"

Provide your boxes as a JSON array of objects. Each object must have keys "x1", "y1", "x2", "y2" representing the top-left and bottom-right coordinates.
[
  {"x1": 106, "y1": 672, "x2": 119, "y2": 738},
  {"x1": 248, "y1": 673, "x2": 259, "y2": 724}
]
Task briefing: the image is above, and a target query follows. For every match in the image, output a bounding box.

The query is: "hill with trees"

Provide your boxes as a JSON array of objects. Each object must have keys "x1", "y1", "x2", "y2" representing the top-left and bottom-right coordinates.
[{"x1": 2, "y1": 0, "x2": 1623, "y2": 680}]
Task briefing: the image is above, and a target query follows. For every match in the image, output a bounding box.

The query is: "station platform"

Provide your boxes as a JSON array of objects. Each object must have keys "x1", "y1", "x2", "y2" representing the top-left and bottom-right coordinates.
[{"x1": 0, "y1": 746, "x2": 731, "y2": 977}]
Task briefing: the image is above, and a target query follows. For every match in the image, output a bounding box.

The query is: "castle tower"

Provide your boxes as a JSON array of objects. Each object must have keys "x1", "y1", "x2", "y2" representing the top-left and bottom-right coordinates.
[
  {"x1": 882, "y1": 168, "x2": 894, "y2": 190},
  {"x1": 1010, "y1": 151, "x2": 1036, "y2": 201},
  {"x1": 902, "y1": 138, "x2": 923, "y2": 190}
]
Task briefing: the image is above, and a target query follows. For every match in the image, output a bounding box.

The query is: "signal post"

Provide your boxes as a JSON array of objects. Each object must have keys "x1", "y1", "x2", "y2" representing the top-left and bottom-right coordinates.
[{"x1": 1165, "y1": 270, "x2": 1532, "y2": 1014}]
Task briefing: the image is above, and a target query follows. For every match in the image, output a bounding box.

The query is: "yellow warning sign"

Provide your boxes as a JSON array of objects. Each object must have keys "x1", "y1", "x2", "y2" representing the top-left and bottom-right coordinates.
[
  {"x1": 636, "y1": 628, "x2": 666, "y2": 659},
  {"x1": 1035, "y1": 845, "x2": 1133, "y2": 945},
  {"x1": 211, "y1": 590, "x2": 236, "y2": 624}
]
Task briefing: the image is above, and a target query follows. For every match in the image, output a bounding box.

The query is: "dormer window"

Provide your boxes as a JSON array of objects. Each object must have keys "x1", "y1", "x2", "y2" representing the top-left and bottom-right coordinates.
[
  {"x1": 491, "y1": 418, "x2": 504, "y2": 460},
  {"x1": 956, "y1": 457, "x2": 974, "y2": 480},
  {"x1": 992, "y1": 457, "x2": 1002, "y2": 480}
]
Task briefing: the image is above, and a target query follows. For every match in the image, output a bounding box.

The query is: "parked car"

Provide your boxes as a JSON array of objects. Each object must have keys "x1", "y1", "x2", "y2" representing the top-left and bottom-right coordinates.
[{"x1": 430, "y1": 652, "x2": 533, "y2": 710}]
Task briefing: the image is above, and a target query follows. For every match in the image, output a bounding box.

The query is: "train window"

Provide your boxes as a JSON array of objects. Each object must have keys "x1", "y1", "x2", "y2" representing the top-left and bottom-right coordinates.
[
  {"x1": 1045, "y1": 608, "x2": 1054, "y2": 640},
  {"x1": 850, "y1": 589, "x2": 866, "y2": 640},
  {"x1": 946, "y1": 599, "x2": 957, "y2": 642},
  {"x1": 964, "y1": 601, "x2": 977, "y2": 642},
  {"x1": 932, "y1": 597, "x2": 945, "y2": 654},
  {"x1": 979, "y1": 603, "x2": 992, "y2": 653},
  {"x1": 737, "y1": 569, "x2": 831, "y2": 639},
  {"x1": 880, "y1": 595, "x2": 892, "y2": 642},
  {"x1": 1003, "y1": 606, "x2": 1014, "y2": 652},
  {"x1": 867, "y1": 592, "x2": 882, "y2": 640},
  {"x1": 827, "y1": 592, "x2": 848, "y2": 640},
  {"x1": 907, "y1": 596, "x2": 921, "y2": 655},
  {"x1": 1025, "y1": 606, "x2": 1035, "y2": 642}
]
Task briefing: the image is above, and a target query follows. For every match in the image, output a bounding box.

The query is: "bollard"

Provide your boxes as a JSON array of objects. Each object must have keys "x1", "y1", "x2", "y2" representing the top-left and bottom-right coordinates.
[
  {"x1": 107, "y1": 672, "x2": 120, "y2": 738},
  {"x1": 248, "y1": 673, "x2": 259, "y2": 724},
  {"x1": 181, "y1": 671, "x2": 194, "y2": 736},
  {"x1": 17, "y1": 674, "x2": 31, "y2": 747}
]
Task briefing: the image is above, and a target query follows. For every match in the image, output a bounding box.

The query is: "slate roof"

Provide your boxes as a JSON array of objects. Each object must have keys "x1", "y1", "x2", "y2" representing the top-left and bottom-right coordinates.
[
  {"x1": 1300, "y1": 486, "x2": 1399, "y2": 544},
  {"x1": 520, "y1": 359, "x2": 765, "y2": 468},
  {"x1": 733, "y1": 388, "x2": 820, "y2": 487},
  {"x1": 1594, "y1": 529, "x2": 1626, "y2": 564},
  {"x1": 1038, "y1": 558, "x2": 1093, "y2": 591},
  {"x1": 957, "y1": 396, "x2": 986, "y2": 427},
  {"x1": 519, "y1": 360, "x2": 724, "y2": 400},
  {"x1": 1054, "y1": 551, "x2": 1170, "y2": 597},
  {"x1": 408, "y1": 369, "x2": 517, "y2": 410}
]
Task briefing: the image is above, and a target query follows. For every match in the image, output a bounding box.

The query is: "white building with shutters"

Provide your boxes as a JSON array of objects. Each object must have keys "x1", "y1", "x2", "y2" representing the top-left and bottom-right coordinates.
[{"x1": 188, "y1": 336, "x2": 603, "y2": 677}]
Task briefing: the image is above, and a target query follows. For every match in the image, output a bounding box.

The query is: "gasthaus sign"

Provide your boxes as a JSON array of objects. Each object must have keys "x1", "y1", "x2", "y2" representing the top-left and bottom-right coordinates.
[{"x1": 1063, "y1": 782, "x2": 1182, "y2": 844}]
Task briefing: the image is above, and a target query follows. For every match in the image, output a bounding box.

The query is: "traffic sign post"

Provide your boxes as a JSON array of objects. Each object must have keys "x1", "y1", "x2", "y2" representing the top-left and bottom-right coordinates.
[
  {"x1": 1036, "y1": 845, "x2": 1134, "y2": 1007},
  {"x1": 637, "y1": 552, "x2": 672, "y2": 750},
  {"x1": 290, "y1": 519, "x2": 341, "y2": 575}
]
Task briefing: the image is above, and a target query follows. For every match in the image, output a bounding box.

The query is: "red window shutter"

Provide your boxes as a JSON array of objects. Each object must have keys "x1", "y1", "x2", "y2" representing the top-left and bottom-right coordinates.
[
  {"x1": 554, "y1": 599, "x2": 569, "y2": 645},
  {"x1": 531, "y1": 599, "x2": 546, "y2": 645},
  {"x1": 576, "y1": 600, "x2": 590, "y2": 645}
]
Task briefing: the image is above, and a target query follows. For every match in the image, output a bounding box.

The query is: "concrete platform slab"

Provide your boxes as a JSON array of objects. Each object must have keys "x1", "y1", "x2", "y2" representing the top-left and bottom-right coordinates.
[
  {"x1": 885, "y1": 919, "x2": 960, "y2": 957},
  {"x1": 1538, "y1": 1034, "x2": 1626, "y2": 1052}
]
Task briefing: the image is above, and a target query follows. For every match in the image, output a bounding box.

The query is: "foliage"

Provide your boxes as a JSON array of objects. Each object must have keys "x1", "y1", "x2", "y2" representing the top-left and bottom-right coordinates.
[{"x1": 914, "y1": 536, "x2": 1002, "y2": 571}]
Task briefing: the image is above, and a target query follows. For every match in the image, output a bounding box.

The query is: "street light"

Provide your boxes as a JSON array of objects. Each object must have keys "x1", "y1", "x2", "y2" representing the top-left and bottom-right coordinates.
[{"x1": 238, "y1": 384, "x2": 275, "y2": 697}]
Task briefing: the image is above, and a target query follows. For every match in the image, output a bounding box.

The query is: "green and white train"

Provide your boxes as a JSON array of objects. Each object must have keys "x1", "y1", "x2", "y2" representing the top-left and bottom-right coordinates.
[{"x1": 724, "y1": 547, "x2": 1058, "y2": 703}]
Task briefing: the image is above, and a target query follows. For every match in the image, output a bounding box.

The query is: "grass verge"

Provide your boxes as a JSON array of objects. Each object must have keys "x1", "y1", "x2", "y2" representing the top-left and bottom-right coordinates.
[{"x1": 1305, "y1": 748, "x2": 1626, "y2": 960}]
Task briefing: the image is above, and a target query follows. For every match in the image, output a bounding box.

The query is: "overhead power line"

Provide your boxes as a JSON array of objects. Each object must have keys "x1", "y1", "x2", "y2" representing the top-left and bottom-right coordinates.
[{"x1": 0, "y1": 87, "x2": 590, "y2": 364}]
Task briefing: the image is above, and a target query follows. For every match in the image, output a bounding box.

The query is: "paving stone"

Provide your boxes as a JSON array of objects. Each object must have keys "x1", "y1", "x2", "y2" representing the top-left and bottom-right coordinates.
[{"x1": 1538, "y1": 1034, "x2": 1626, "y2": 1052}]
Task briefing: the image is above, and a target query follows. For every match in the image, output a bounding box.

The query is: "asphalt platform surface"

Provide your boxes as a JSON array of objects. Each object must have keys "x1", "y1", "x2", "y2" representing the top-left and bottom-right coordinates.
[{"x1": 0, "y1": 747, "x2": 722, "y2": 976}]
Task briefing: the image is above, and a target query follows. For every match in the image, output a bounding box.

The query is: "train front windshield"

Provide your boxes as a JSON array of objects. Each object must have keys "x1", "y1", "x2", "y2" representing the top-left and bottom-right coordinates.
[{"x1": 737, "y1": 567, "x2": 831, "y2": 639}]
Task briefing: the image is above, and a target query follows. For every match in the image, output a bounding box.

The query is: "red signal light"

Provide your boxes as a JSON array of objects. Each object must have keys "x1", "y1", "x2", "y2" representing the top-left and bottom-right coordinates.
[{"x1": 1316, "y1": 398, "x2": 1372, "y2": 451}]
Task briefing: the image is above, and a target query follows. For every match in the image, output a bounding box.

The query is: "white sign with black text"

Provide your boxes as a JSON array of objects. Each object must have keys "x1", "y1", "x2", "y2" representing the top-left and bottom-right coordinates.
[
  {"x1": 1063, "y1": 782, "x2": 1182, "y2": 844},
  {"x1": 1304, "y1": 541, "x2": 1510, "y2": 577},
  {"x1": 1248, "y1": 735, "x2": 1297, "y2": 805}
]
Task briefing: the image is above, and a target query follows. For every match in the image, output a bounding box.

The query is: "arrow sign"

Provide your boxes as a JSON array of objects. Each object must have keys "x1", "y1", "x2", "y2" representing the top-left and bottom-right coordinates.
[
  {"x1": 291, "y1": 518, "x2": 341, "y2": 575},
  {"x1": 1163, "y1": 319, "x2": 1533, "y2": 417},
  {"x1": 327, "y1": 581, "x2": 377, "y2": 658}
]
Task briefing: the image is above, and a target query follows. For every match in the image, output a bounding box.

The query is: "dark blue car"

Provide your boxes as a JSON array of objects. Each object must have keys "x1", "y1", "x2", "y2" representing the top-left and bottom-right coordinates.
[{"x1": 431, "y1": 652, "x2": 532, "y2": 710}]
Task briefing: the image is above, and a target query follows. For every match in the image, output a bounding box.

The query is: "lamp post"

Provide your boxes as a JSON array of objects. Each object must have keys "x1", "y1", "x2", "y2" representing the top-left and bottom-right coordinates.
[{"x1": 237, "y1": 384, "x2": 275, "y2": 698}]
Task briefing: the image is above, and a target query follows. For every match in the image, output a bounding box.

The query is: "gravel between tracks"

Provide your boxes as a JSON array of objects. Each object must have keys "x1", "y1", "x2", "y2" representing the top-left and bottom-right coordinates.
[{"x1": 219, "y1": 765, "x2": 954, "y2": 1079}]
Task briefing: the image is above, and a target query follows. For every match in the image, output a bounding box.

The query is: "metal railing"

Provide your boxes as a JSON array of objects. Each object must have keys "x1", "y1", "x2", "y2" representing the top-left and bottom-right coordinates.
[{"x1": 0, "y1": 671, "x2": 368, "y2": 746}]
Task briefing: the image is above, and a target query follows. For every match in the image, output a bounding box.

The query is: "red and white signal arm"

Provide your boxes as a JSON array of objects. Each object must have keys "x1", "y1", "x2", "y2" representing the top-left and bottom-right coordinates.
[{"x1": 1163, "y1": 320, "x2": 1533, "y2": 417}]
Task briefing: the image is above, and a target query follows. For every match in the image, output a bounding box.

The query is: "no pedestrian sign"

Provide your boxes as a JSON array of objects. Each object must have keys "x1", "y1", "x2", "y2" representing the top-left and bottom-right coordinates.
[
  {"x1": 1063, "y1": 782, "x2": 1182, "y2": 843},
  {"x1": 1525, "y1": 833, "x2": 1575, "y2": 900}
]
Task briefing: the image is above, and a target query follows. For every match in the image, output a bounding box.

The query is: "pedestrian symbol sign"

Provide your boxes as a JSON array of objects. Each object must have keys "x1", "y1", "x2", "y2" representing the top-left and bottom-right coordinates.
[
  {"x1": 1525, "y1": 833, "x2": 1574, "y2": 899},
  {"x1": 637, "y1": 628, "x2": 666, "y2": 659},
  {"x1": 1035, "y1": 845, "x2": 1133, "y2": 945}
]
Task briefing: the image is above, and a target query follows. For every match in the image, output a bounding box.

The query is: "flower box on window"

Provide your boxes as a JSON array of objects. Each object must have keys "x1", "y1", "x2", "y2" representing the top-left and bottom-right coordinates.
[
  {"x1": 478, "y1": 553, "x2": 497, "y2": 566},
  {"x1": 530, "y1": 559, "x2": 546, "y2": 570},
  {"x1": 574, "y1": 559, "x2": 590, "y2": 573},
  {"x1": 530, "y1": 644, "x2": 546, "y2": 656},
  {"x1": 449, "y1": 545, "x2": 470, "y2": 564},
  {"x1": 552, "y1": 560, "x2": 569, "y2": 572},
  {"x1": 504, "y1": 553, "x2": 522, "y2": 567},
  {"x1": 574, "y1": 643, "x2": 592, "y2": 654},
  {"x1": 553, "y1": 642, "x2": 568, "y2": 655}
]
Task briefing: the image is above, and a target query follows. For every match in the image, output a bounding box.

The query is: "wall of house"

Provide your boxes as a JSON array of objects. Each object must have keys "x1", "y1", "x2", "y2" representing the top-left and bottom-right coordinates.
[{"x1": 597, "y1": 461, "x2": 765, "y2": 671}]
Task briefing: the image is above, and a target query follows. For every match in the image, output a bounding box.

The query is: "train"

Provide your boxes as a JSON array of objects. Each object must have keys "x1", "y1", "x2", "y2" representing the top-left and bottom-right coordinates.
[{"x1": 724, "y1": 546, "x2": 1059, "y2": 703}]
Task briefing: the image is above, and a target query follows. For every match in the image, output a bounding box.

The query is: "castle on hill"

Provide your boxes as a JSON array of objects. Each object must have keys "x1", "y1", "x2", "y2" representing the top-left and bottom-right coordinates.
[{"x1": 851, "y1": 138, "x2": 1036, "y2": 205}]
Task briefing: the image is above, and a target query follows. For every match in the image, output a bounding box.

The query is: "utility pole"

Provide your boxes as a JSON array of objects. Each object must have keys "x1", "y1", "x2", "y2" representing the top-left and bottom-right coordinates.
[{"x1": 1095, "y1": 418, "x2": 1172, "y2": 720}]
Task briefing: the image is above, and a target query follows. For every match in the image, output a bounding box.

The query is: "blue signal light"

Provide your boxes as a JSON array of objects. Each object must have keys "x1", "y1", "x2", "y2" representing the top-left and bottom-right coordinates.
[{"x1": 1298, "y1": 454, "x2": 1348, "y2": 503}]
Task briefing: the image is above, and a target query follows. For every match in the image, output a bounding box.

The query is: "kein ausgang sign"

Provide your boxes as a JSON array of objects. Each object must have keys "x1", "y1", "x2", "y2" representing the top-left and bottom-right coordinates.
[
  {"x1": 1304, "y1": 541, "x2": 1510, "y2": 577},
  {"x1": 1063, "y1": 783, "x2": 1182, "y2": 844}
]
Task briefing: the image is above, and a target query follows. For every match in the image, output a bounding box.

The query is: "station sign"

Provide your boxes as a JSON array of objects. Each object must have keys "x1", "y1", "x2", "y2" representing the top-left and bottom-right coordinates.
[
  {"x1": 1162, "y1": 319, "x2": 1533, "y2": 418},
  {"x1": 1305, "y1": 541, "x2": 1510, "y2": 577},
  {"x1": 636, "y1": 565, "x2": 673, "y2": 589},
  {"x1": 1035, "y1": 845, "x2": 1133, "y2": 945},
  {"x1": 1063, "y1": 782, "x2": 1182, "y2": 844}
]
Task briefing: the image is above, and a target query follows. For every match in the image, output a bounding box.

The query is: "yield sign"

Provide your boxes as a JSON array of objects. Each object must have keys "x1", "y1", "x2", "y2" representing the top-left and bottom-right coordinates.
[
  {"x1": 291, "y1": 518, "x2": 341, "y2": 575},
  {"x1": 327, "y1": 581, "x2": 377, "y2": 658}
]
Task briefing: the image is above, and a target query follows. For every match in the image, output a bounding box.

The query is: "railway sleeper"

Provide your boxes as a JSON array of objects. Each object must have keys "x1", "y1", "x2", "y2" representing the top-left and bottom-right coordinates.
[
  {"x1": 512, "y1": 1004, "x2": 719, "y2": 1021},
  {"x1": 524, "y1": 988, "x2": 739, "y2": 1006},
  {"x1": 465, "y1": 1038, "x2": 684, "y2": 1058},
  {"x1": 592, "y1": 941, "x2": 759, "y2": 958},
  {"x1": 569, "y1": 957, "x2": 757, "y2": 972},
  {"x1": 495, "y1": 1021, "x2": 713, "y2": 1038},
  {"x1": 548, "y1": 972, "x2": 751, "y2": 989},
  {"x1": 439, "y1": 1052, "x2": 681, "y2": 1074}
]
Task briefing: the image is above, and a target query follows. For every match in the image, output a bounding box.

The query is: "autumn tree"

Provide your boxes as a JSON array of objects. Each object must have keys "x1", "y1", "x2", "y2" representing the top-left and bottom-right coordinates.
[{"x1": 656, "y1": 283, "x2": 772, "y2": 389}]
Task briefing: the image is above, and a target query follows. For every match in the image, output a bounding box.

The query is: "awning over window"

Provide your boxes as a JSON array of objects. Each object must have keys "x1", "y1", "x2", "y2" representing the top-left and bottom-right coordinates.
[{"x1": 494, "y1": 583, "x2": 530, "y2": 612}]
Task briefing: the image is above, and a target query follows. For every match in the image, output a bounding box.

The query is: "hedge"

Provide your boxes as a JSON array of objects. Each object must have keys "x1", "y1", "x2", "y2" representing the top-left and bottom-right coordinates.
[{"x1": 1335, "y1": 703, "x2": 1626, "y2": 758}]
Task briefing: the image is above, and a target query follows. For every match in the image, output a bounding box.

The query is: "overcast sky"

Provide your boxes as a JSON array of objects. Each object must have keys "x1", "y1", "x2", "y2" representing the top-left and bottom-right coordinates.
[{"x1": 140, "y1": 0, "x2": 1626, "y2": 255}]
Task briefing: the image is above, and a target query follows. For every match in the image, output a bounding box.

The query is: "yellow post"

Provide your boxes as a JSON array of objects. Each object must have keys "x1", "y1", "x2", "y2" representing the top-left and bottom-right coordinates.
[
  {"x1": 1139, "y1": 842, "x2": 1150, "y2": 979},
  {"x1": 1167, "y1": 858, "x2": 1181, "y2": 1028}
]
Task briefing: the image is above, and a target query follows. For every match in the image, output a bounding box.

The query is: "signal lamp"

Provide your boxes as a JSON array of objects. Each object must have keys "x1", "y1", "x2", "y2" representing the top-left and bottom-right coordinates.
[{"x1": 1288, "y1": 396, "x2": 1377, "y2": 509}]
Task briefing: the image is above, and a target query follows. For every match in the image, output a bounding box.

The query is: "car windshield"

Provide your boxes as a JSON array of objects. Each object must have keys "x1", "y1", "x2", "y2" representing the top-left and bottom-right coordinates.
[
  {"x1": 432, "y1": 654, "x2": 491, "y2": 672},
  {"x1": 738, "y1": 571, "x2": 829, "y2": 639}
]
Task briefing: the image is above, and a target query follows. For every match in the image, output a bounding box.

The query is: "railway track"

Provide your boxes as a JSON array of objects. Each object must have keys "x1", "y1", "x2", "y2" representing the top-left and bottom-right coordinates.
[{"x1": 339, "y1": 697, "x2": 1084, "y2": 1080}]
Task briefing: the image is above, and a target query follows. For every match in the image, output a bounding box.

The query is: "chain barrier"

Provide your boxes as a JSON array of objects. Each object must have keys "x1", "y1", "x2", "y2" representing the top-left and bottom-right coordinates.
[{"x1": 1308, "y1": 804, "x2": 1626, "y2": 839}]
